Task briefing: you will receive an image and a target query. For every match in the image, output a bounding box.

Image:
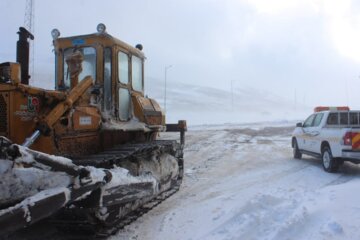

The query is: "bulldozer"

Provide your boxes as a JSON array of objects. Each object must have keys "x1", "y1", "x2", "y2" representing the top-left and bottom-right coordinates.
[{"x1": 0, "y1": 24, "x2": 186, "y2": 238}]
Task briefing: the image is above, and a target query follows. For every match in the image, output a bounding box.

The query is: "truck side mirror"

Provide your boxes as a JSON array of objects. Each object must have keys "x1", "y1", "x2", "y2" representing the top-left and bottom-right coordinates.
[{"x1": 296, "y1": 122, "x2": 303, "y2": 127}]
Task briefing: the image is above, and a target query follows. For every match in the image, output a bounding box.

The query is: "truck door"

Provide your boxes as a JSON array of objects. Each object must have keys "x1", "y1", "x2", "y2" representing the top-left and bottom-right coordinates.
[
  {"x1": 299, "y1": 114, "x2": 316, "y2": 151},
  {"x1": 306, "y1": 113, "x2": 324, "y2": 153}
]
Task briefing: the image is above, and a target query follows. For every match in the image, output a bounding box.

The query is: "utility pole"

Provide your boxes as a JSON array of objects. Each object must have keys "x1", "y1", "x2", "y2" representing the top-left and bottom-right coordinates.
[
  {"x1": 294, "y1": 88, "x2": 297, "y2": 111},
  {"x1": 164, "y1": 65, "x2": 172, "y2": 113},
  {"x1": 24, "y1": 0, "x2": 35, "y2": 84},
  {"x1": 231, "y1": 80, "x2": 238, "y2": 111},
  {"x1": 231, "y1": 80, "x2": 234, "y2": 111}
]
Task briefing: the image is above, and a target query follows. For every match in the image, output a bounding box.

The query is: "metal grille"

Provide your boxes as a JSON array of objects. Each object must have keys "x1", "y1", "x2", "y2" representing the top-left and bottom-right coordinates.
[{"x1": 0, "y1": 94, "x2": 8, "y2": 133}]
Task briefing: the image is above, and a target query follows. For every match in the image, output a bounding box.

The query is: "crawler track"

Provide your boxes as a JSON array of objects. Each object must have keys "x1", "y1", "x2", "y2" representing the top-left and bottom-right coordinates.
[
  {"x1": 54, "y1": 140, "x2": 184, "y2": 239},
  {"x1": 56, "y1": 174, "x2": 182, "y2": 239}
]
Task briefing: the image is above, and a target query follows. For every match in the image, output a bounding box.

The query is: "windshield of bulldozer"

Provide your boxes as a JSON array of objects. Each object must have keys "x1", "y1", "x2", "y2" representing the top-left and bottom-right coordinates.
[{"x1": 63, "y1": 47, "x2": 96, "y2": 88}]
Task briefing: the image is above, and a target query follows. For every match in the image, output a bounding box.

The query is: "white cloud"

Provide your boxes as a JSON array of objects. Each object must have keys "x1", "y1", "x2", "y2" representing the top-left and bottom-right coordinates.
[
  {"x1": 322, "y1": 0, "x2": 360, "y2": 63},
  {"x1": 242, "y1": 0, "x2": 303, "y2": 14},
  {"x1": 240, "y1": 0, "x2": 360, "y2": 63}
]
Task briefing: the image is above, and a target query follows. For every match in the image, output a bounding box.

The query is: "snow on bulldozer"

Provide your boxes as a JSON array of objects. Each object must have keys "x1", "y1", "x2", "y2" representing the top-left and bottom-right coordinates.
[{"x1": 0, "y1": 24, "x2": 186, "y2": 238}]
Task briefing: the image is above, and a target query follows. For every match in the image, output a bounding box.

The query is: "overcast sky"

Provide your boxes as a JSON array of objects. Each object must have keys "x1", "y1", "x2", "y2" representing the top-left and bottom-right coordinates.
[{"x1": 1, "y1": 0, "x2": 360, "y2": 109}]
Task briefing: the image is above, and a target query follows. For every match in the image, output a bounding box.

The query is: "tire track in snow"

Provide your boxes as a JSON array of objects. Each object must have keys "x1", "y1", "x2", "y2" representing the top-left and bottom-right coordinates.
[
  {"x1": 112, "y1": 125, "x2": 360, "y2": 240},
  {"x1": 201, "y1": 160, "x2": 360, "y2": 240}
]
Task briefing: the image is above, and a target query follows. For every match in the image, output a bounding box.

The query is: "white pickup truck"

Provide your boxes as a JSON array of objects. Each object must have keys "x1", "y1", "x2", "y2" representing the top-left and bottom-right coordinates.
[{"x1": 292, "y1": 106, "x2": 360, "y2": 172}]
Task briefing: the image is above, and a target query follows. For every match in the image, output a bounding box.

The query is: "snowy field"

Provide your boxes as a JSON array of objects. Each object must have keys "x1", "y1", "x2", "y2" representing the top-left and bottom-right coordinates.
[{"x1": 111, "y1": 122, "x2": 360, "y2": 240}]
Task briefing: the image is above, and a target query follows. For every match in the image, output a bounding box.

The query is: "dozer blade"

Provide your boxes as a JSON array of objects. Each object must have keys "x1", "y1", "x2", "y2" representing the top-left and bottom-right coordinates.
[{"x1": 0, "y1": 188, "x2": 69, "y2": 235}]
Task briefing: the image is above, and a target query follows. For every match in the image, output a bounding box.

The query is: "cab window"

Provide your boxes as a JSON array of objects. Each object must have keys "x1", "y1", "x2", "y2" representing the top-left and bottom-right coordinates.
[
  {"x1": 340, "y1": 112, "x2": 348, "y2": 125},
  {"x1": 303, "y1": 114, "x2": 315, "y2": 128},
  {"x1": 63, "y1": 47, "x2": 96, "y2": 88},
  {"x1": 118, "y1": 88, "x2": 131, "y2": 121},
  {"x1": 313, "y1": 113, "x2": 324, "y2": 127},
  {"x1": 118, "y1": 51, "x2": 129, "y2": 84},
  {"x1": 132, "y1": 56, "x2": 143, "y2": 92},
  {"x1": 327, "y1": 113, "x2": 339, "y2": 125},
  {"x1": 350, "y1": 112, "x2": 359, "y2": 125}
]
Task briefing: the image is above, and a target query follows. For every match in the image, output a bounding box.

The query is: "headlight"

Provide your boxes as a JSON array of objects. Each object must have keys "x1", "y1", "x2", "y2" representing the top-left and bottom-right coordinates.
[
  {"x1": 97, "y1": 23, "x2": 106, "y2": 34},
  {"x1": 51, "y1": 29, "x2": 60, "y2": 40}
]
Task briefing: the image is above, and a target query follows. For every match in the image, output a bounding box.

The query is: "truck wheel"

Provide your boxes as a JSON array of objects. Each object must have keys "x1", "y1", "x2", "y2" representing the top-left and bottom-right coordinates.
[
  {"x1": 293, "y1": 139, "x2": 302, "y2": 159},
  {"x1": 322, "y1": 146, "x2": 339, "y2": 173}
]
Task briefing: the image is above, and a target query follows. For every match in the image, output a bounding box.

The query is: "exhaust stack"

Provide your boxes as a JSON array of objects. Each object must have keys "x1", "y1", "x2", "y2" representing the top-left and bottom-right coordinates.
[{"x1": 16, "y1": 27, "x2": 34, "y2": 85}]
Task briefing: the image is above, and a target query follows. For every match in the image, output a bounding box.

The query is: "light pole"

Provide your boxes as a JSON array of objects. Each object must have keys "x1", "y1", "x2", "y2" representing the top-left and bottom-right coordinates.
[
  {"x1": 231, "y1": 80, "x2": 238, "y2": 111},
  {"x1": 164, "y1": 65, "x2": 172, "y2": 113},
  {"x1": 231, "y1": 80, "x2": 234, "y2": 111}
]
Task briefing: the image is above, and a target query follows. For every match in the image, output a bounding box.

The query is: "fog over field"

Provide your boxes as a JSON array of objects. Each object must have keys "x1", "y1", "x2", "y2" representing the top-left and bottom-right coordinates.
[
  {"x1": 145, "y1": 77, "x2": 310, "y2": 125},
  {"x1": 1, "y1": 0, "x2": 360, "y2": 124}
]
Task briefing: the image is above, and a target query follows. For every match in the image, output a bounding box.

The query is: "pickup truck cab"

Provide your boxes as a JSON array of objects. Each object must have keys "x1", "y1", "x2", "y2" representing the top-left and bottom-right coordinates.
[{"x1": 292, "y1": 106, "x2": 360, "y2": 172}]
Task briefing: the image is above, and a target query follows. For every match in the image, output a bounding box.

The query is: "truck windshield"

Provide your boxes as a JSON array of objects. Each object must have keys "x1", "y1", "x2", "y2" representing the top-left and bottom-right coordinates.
[{"x1": 63, "y1": 47, "x2": 96, "y2": 88}]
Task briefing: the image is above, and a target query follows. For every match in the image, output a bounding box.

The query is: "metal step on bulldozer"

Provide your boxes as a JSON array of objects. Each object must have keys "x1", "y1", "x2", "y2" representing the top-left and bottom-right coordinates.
[{"x1": 0, "y1": 24, "x2": 186, "y2": 238}]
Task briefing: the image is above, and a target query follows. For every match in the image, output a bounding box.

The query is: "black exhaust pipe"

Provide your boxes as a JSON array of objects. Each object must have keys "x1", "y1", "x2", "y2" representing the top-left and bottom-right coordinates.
[{"x1": 16, "y1": 27, "x2": 34, "y2": 85}]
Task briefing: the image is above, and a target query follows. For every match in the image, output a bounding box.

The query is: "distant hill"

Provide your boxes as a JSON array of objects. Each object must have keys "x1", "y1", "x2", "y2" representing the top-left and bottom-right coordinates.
[{"x1": 145, "y1": 77, "x2": 311, "y2": 125}]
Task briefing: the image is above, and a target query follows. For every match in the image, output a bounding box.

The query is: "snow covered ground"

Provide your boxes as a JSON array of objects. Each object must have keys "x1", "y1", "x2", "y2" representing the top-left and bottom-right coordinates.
[{"x1": 110, "y1": 122, "x2": 360, "y2": 240}]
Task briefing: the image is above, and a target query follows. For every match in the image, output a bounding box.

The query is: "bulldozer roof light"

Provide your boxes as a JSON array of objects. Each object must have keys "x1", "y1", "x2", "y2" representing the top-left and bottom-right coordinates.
[
  {"x1": 314, "y1": 106, "x2": 350, "y2": 112},
  {"x1": 51, "y1": 29, "x2": 60, "y2": 40},
  {"x1": 135, "y1": 44, "x2": 143, "y2": 51},
  {"x1": 97, "y1": 23, "x2": 106, "y2": 34}
]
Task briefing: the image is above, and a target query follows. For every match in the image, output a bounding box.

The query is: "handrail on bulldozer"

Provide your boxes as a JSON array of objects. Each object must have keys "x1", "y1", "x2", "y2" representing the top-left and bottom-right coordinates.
[{"x1": 166, "y1": 120, "x2": 187, "y2": 146}]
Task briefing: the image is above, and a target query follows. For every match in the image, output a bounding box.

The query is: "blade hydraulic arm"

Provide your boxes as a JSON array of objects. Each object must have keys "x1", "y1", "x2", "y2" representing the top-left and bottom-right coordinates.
[{"x1": 22, "y1": 76, "x2": 93, "y2": 147}]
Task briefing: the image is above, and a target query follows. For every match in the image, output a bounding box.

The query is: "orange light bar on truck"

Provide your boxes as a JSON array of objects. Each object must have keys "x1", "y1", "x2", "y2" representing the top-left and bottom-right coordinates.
[{"x1": 314, "y1": 106, "x2": 350, "y2": 112}]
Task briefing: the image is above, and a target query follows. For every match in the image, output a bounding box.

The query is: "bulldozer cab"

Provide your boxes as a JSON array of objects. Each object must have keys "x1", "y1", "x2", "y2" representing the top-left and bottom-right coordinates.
[
  {"x1": 0, "y1": 24, "x2": 169, "y2": 157},
  {"x1": 53, "y1": 24, "x2": 146, "y2": 121}
]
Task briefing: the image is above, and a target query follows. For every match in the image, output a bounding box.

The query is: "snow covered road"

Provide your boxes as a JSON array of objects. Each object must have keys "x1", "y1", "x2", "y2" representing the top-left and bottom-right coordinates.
[{"x1": 111, "y1": 123, "x2": 360, "y2": 240}]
